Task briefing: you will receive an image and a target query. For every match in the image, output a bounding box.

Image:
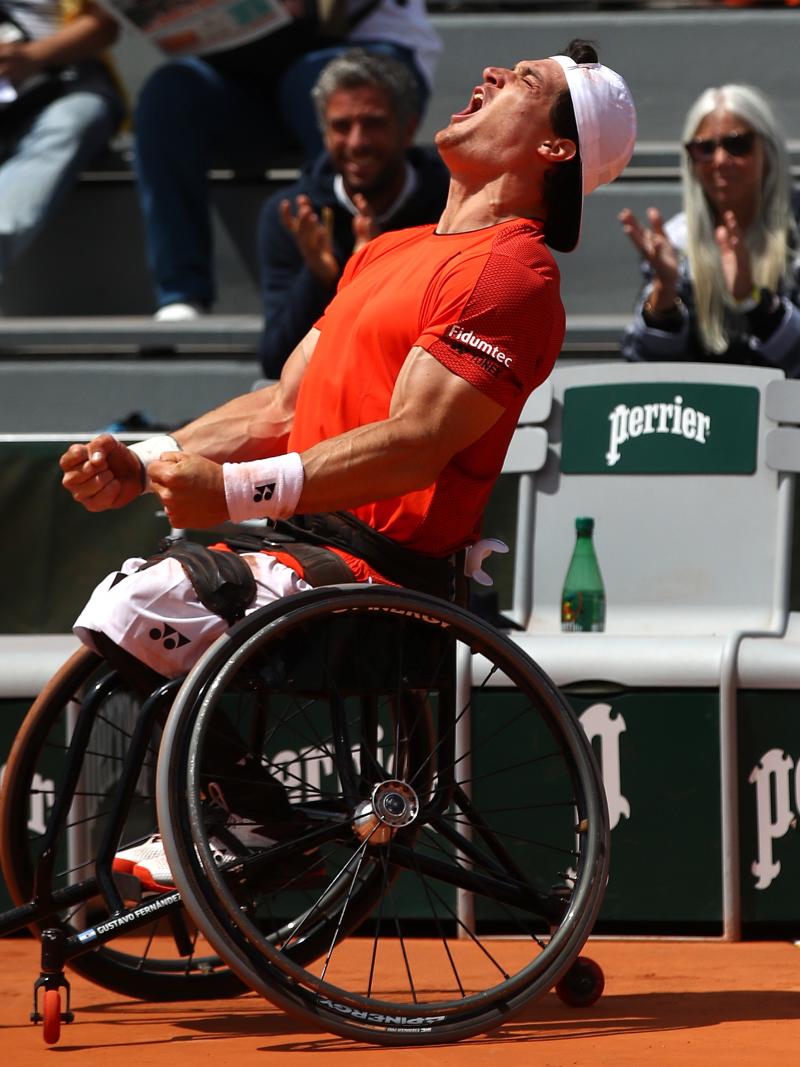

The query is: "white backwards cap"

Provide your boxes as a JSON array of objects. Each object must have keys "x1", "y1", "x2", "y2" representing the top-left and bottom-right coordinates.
[{"x1": 547, "y1": 55, "x2": 637, "y2": 252}]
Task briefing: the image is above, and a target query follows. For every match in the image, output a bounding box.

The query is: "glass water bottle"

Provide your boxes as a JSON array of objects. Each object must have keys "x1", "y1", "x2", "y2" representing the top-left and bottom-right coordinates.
[{"x1": 561, "y1": 516, "x2": 606, "y2": 632}]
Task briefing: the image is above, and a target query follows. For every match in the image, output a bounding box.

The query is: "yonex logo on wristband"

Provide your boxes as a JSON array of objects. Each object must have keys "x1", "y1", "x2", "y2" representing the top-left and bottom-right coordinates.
[
  {"x1": 224, "y1": 454, "x2": 304, "y2": 522},
  {"x1": 253, "y1": 482, "x2": 276, "y2": 503}
]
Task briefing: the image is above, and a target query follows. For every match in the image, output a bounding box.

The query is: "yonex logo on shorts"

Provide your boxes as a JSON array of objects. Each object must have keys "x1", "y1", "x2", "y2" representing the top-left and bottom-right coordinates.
[
  {"x1": 149, "y1": 623, "x2": 191, "y2": 650},
  {"x1": 253, "y1": 482, "x2": 276, "y2": 503},
  {"x1": 448, "y1": 324, "x2": 513, "y2": 367}
]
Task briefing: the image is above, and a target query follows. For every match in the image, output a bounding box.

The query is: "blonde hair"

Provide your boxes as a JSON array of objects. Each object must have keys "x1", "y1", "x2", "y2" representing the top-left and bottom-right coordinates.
[{"x1": 680, "y1": 84, "x2": 794, "y2": 353}]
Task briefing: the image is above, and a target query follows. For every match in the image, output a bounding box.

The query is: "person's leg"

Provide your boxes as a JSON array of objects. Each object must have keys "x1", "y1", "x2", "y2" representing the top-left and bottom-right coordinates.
[
  {"x1": 277, "y1": 41, "x2": 430, "y2": 161},
  {"x1": 76, "y1": 552, "x2": 314, "y2": 801},
  {"x1": 0, "y1": 91, "x2": 117, "y2": 284},
  {"x1": 133, "y1": 58, "x2": 285, "y2": 312},
  {"x1": 74, "y1": 551, "x2": 312, "y2": 678},
  {"x1": 78, "y1": 550, "x2": 318, "y2": 886}
]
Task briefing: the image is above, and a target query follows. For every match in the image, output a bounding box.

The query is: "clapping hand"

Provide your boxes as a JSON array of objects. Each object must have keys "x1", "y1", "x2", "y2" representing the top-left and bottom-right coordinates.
[
  {"x1": 280, "y1": 194, "x2": 341, "y2": 287},
  {"x1": 618, "y1": 205, "x2": 683, "y2": 314},
  {"x1": 714, "y1": 209, "x2": 755, "y2": 302},
  {"x1": 351, "y1": 192, "x2": 377, "y2": 252},
  {"x1": 618, "y1": 207, "x2": 680, "y2": 289},
  {"x1": 280, "y1": 193, "x2": 379, "y2": 286}
]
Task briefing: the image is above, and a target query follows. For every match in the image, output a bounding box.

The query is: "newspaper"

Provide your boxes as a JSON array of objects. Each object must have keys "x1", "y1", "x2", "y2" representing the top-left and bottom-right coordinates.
[{"x1": 106, "y1": 0, "x2": 293, "y2": 58}]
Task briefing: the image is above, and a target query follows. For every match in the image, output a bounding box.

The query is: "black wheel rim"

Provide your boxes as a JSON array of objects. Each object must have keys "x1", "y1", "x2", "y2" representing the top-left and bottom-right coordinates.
[{"x1": 159, "y1": 586, "x2": 609, "y2": 1041}]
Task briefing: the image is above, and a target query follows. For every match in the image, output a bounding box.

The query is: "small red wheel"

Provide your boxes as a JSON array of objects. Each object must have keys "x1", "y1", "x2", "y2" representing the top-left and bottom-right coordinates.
[
  {"x1": 42, "y1": 988, "x2": 61, "y2": 1045},
  {"x1": 555, "y1": 955, "x2": 605, "y2": 1008}
]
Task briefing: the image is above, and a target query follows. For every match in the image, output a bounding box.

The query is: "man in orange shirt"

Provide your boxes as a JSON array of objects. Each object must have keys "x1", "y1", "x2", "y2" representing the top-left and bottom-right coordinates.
[
  {"x1": 61, "y1": 40, "x2": 636, "y2": 684},
  {"x1": 59, "y1": 38, "x2": 635, "y2": 888}
]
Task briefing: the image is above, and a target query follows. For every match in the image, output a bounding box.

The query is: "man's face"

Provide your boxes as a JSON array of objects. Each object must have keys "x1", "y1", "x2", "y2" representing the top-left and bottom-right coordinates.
[
  {"x1": 435, "y1": 58, "x2": 569, "y2": 175},
  {"x1": 322, "y1": 84, "x2": 415, "y2": 198}
]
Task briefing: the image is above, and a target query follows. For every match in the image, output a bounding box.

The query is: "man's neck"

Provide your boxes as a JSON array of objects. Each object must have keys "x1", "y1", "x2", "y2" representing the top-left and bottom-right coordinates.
[{"x1": 436, "y1": 175, "x2": 546, "y2": 234}]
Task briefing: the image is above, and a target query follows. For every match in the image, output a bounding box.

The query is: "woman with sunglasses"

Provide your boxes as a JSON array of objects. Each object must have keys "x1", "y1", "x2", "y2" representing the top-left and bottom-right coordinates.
[{"x1": 618, "y1": 83, "x2": 800, "y2": 374}]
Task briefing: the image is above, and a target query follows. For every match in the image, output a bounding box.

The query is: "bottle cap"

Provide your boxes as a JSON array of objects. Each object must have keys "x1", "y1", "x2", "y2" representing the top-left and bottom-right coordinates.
[{"x1": 575, "y1": 516, "x2": 595, "y2": 534}]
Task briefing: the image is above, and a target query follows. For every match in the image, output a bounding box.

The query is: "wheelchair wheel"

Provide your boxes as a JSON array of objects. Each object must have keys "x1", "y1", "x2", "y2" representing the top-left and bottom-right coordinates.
[
  {"x1": 0, "y1": 646, "x2": 244, "y2": 1001},
  {"x1": 157, "y1": 585, "x2": 609, "y2": 1044}
]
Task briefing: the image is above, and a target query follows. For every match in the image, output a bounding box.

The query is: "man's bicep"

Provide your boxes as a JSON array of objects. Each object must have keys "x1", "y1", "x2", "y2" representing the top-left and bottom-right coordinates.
[
  {"x1": 278, "y1": 328, "x2": 318, "y2": 406},
  {"x1": 390, "y1": 346, "x2": 505, "y2": 459}
]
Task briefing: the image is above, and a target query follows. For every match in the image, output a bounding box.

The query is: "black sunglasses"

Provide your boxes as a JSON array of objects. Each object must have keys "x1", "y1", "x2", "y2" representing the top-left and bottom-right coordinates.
[{"x1": 684, "y1": 131, "x2": 757, "y2": 163}]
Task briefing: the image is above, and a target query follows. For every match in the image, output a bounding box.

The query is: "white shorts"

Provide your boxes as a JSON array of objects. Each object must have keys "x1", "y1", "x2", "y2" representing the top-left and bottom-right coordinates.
[{"x1": 74, "y1": 552, "x2": 313, "y2": 678}]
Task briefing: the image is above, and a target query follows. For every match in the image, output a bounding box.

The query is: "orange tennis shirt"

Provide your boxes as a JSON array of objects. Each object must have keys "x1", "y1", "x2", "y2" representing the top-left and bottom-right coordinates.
[{"x1": 288, "y1": 219, "x2": 565, "y2": 559}]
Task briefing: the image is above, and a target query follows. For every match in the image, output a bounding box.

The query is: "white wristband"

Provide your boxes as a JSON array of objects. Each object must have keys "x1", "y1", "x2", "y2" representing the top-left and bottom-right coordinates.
[
  {"x1": 223, "y1": 452, "x2": 305, "y2": 522},
  {"x1": 128, "y1": 434, "x2": 182, "y2": 491}
]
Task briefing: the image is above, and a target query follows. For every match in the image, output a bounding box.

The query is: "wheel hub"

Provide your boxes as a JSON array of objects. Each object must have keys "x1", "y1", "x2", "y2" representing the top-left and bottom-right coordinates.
[{"x1": 352, "y1": 779, "x2": 419, "y2": 845}]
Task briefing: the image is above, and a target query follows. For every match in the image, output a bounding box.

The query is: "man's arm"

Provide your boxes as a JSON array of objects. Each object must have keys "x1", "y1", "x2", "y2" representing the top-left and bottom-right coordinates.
[
  {"x1": 172, "y1": 328, "x2": 313, "y2": 460},
  {"x1": 59, "y1": 330, "x2": 315, "y2": 513},
  {"x1": 0, "y1": 2, "x2": 118, "y2": 86},
  {"x1": 149, "y1": 346, "x2": 505, "y2": 528},
  {"x1": 296, "y1": 347, "x2": 503, "y2": 513}
]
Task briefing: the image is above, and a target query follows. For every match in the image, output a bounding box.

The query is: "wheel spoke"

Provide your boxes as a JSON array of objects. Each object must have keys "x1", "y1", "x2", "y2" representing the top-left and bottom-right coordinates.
[
  {"x1": 1, "y1": 648, "x2": 239, "y2": 1000},
  {"x1": 159, "y1": 587, "x2": 608, "y2": 1042}
]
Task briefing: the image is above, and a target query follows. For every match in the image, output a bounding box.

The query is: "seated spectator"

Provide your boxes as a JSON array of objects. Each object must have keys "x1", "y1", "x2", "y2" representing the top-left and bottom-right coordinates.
[
  {"x1": 133, "y1": 0, "x2": 442, "y2": 321},
  {"x1": 618, "y1": 83, "x2": 800, "y2": 376},
  {"x1": 0, "y1": 0, "x2": 123, "y2": 294},
  {"x1": 256, "y1": 49, "x2": 449, "y2": 379}
]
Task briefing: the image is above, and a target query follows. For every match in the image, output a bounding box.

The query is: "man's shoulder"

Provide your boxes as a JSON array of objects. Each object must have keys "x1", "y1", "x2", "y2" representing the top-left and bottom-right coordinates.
[{"x1": 478, "y1": 219, "x2": 557, "y2": 274}]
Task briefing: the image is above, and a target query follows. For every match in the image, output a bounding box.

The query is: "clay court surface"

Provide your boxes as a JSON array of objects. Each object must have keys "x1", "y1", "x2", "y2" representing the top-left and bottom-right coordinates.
[{"x1": 1, "y1": 936, "x2": 799, "y2": 1066}]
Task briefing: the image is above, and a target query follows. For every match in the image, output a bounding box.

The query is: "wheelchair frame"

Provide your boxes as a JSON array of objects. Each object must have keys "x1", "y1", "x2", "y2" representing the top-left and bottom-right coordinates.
[{"x1": 0, "y1": 583, "x2": 609, "y2": 1046}]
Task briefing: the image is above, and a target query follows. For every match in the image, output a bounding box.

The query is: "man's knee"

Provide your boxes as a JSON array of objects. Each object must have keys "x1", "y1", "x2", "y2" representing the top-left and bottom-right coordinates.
[
  {"x1": 139, "y1": 541, "x2": 257, "y2": 625},
  {"x1": 135, "y1": 59, "x2": 224, "y2": 136},
  {"x1": 73, "y1": 554, "x2": 228, "y2": 680},
  {"x1": 88, "y1": 629, "x2": 168, "y2": 698},
  {"x1": 19, "y1": 92, "x2": 116, "y2": 165}
]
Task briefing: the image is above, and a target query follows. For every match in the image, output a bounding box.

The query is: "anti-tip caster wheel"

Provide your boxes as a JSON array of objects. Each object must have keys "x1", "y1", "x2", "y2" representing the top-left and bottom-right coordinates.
[
  {"x1": 555, "y1": 955, "x2": 605, "y2": 1007},
  {"x1": 42, "y1": 988, "x2": 62, "y2": 1045}
]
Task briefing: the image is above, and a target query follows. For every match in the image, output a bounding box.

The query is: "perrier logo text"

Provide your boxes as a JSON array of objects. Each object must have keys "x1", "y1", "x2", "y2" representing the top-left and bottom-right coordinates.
[{"x1": 606, "y1": 395, "x2": 711, "y2": 467}]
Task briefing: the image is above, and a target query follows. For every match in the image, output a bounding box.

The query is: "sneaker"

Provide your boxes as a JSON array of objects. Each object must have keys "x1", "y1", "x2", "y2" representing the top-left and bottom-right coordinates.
[
  {"x1": 113, "y1": 812, "x2": 325, "y2": 895},
  {"x1": 154, "y1": 301, "x2": 206, "y2": 322},
  {"x1": 113, "y1": 833, "x2": 175, "y2": 893},
  {"x1": 113, "y1": 832, "x2": 234, "y2": 893}
]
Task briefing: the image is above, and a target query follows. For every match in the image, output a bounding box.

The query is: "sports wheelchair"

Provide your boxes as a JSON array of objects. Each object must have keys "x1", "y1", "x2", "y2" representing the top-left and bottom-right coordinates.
[{"x1": 0, "y1": 581, "x2": 608, "y2": 1046}]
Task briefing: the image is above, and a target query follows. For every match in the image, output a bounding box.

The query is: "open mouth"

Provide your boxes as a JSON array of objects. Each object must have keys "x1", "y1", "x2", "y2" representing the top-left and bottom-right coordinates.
[{"x1": 452, "y1": 85, "x2": 486, "y2": 120}]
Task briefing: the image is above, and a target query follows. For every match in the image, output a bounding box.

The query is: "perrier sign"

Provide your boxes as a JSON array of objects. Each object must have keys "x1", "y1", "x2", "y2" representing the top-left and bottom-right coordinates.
[{"x1": 560, "y1": 382, "x2": 760, "y2": 474}]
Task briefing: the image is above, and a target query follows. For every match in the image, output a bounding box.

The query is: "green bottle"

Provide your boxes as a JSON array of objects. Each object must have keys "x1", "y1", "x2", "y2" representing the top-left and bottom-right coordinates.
[{"x1": 561, "y1": 517, "x2": 606, "y2": 632}]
